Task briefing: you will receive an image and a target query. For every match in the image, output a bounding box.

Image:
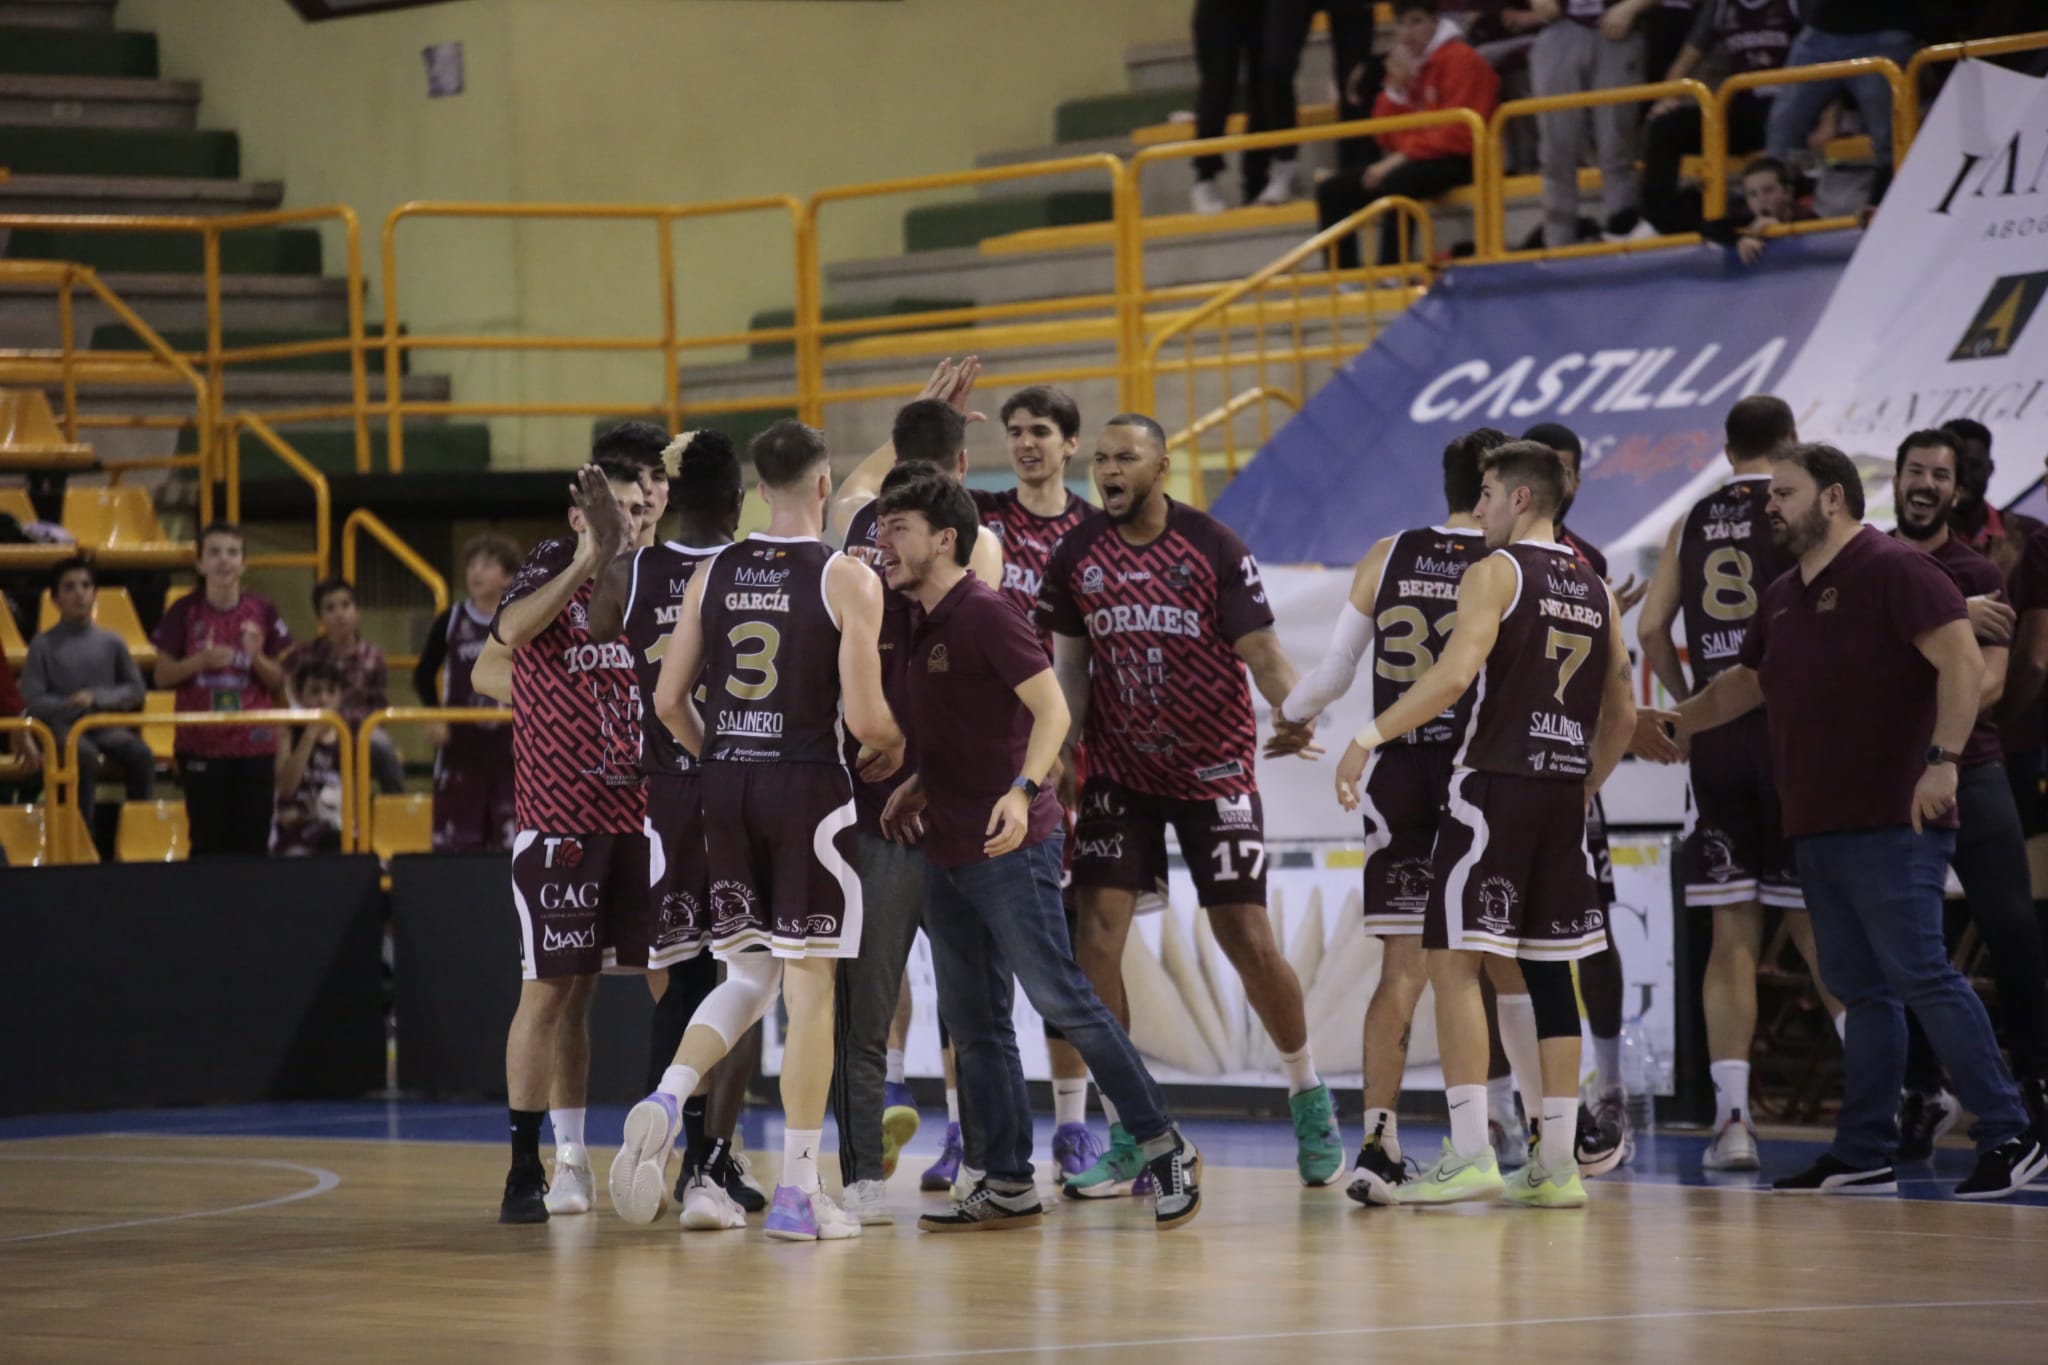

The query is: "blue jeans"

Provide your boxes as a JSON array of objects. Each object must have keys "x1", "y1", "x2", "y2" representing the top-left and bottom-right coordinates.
[
  {"x1": 924, "y1": 831, "x2": 1171, "y2": 1185},
  {"x1": 1798, "y1": 827, "x2": 2029, "y2": 1166},
  {"x1": 1765, "y1": 28, "x2": 1919, "y2": 169}
]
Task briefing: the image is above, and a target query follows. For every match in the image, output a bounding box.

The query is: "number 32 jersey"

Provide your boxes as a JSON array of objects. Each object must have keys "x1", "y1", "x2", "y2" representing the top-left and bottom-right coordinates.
[
  {"x1": 1456, "y1": 541, "x2": 1612, "y2": 782},
  {"x1": 1679, "y1": 474, "x2": 1786, "y2": 691},
  {"x1": 698, "y1": 535, "x2": 844, "y2": 766},
  {"x1": 1370, "y1": 525, "x2": 1486, "y2": 745}
]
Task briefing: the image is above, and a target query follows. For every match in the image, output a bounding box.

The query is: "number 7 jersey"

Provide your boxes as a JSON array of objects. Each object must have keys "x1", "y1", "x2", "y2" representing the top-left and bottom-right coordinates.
[
  {"x1": 1370, "y1": 525, "x2": 1487, "y2": 744},
  {"x1": 1456, "y1": 541, "x2": 1612, "y2": 782},
  {"x1": 697, "y1": 535, "x2": 845, "y2": 765}
]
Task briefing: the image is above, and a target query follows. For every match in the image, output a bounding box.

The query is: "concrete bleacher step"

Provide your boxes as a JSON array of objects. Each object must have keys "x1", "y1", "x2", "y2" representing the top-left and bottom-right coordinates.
[
  {"x1": 0, "y1": 73, "x2": 199, "y2": 129},
  {"x1": 743, "y1": 298, "x2": 972, "y2": 361},
  {"x1": 87, "y1": 324, "x2": 408, "y2": 375},
  {"x1": 178, "y1": 421, "x2": 494, "y2": 481},
  {"x1": 904, "y1": 190, "x2": 1113, "y2": 254},
  {"x1": 3, "y1": 224, "x2": 323, "y2": 274},
  {"x1": 0, "y1": 171, "x2": 284, "y2": 216},
  {"x1": 0, "y1": 123, "x2": 239, "y2": 177},
  {"x1": 0, "y1": 24, "x2": 155, "y2": 77},
  {"x1": 0, "y1": 0, "x2": 115, "y2": 30},
  {"x1": 1054, "y1": 87, "x2": 1211, "y2": 144},
  {"x1": 0, "y1": 272, "x2": 353, "y2": 348}
]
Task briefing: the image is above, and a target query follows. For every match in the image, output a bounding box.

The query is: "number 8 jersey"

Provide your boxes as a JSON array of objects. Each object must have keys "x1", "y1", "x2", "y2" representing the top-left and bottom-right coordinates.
[
  {"x1": 1370, "y1": 525, "x2": 1487, "y2": 745},
  {"x1": 1679, "y1": 474, "x2": 1785, "y2": 690},
  {"x1": 1456, "y1": 541, "x2": 1612, "y2": 782},
  {"x1": 698, "y1": 535, "x2": 845, "y2": 766}
]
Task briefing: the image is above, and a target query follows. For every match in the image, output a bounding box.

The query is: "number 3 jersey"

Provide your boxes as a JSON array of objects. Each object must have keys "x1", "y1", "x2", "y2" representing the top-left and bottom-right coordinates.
[
  {"x1": 697, "y1": 535, "x2": 845, "y2": 765},
  {"x1": 1457, "y1": 541, "x2": 1612, "y2": 782},
  {"x1": 1370, "y1": 526, "x2": 1486, "y2": 745},
  {"x1": 1679, "y1": 474, "x2": 1785, "y2": 690}
]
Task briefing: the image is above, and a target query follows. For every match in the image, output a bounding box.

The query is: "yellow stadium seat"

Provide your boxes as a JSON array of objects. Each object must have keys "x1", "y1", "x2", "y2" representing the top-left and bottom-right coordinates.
[
  {"x1": 116, "y1": 799, "x2": 188, "y2": 863},
  {"x1": 0, "y1": 603, "x2": 24, "y2": 670},
  {"x1": 38, "y1": 584, "x2": 156, "y2": 671},
  {"x1": 0, "y1": 389, "x2": 93, "y2": 473},
  {"x1": 0, "y1": 484, "x2": 72, "y2": 573},
  {"x1": 60, "y1": 485, "x2": 189, "y2": 570},
  {"x1": 0, "y1": 804, "x2": 48, "y2": 865},
  {"x1": 141, "y1": 689, "x2": 176, "y2": 763},
  {"x1": 372, "y1": 791, "x2": 433, "y2": 862},
  {"x1": 0, "y1": 487, "x2": 33, "y2": 525}
]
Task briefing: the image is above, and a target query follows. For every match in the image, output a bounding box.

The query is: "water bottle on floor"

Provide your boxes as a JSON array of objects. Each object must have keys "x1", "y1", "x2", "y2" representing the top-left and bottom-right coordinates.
[{"x1": 1619, "y1": 1016, "x2": 1656, "y2": 1137}]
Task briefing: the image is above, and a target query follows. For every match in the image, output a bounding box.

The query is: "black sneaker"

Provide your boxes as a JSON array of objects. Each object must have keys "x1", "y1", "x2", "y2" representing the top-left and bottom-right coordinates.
[
  {"x1": 916, "y1": 1181, "x2": 1045, "y2": 1233},
  {"x1": 1896, "y1": 1088, "x2": 1959, "y2": 1163},
  {"x1": 499, "y1": 1164, "x2": 550, "y2": 1224},
  {"x1": 1771, "y1": 1154, "x2": 1897, "y2": 1195},
  {"x1": 707, "y1": 1145, "x2": 767, "y2": 1214},
  {"x1": 1954, "y1": 1130, "x2": 2048, "y2": 1201},
  {"x1": 1345, "y1": 1121, "x2": 1411, "y2": 1208},
  {"x1": 1144, "y1": 1131, "x2": 1202, "y2": 1231},
  {"x1": 1575, "y1": 1096, "x2": 1632, "y2": 1178}
]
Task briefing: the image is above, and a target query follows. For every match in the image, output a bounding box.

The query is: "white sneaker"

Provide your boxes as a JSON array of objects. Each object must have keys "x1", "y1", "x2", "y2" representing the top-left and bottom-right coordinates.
[
  {"x1": 729, "y1": 1146, "x2": 768, "y2": 1203},
  {"x1": 608, "y1": 1093, "x2": 681, "y2": 1225},
  {"x1": 811, "y1": 1189, "x2": 863, "y2": 1241},
  {"x1": 1252, "y1": 164, "x2": 1298, "y2": 207},
  {"x1": 543, "y1": 1147, "x2": 594, "y2": 1215},
  {"x1": 840, "y1": 1178, "x2": 895, "y2": 1226},
  {"x1": 1190, "y1": 179, "x2": 1228, "y2": 216},
  {"x1": 1703, "y1": 1116, "x2": 1761, "y2": 1173},
  {"x1": 679, "y1": 1171, "x2": 747, "y2": 1230},
  {"x1": 952, "y1": 1163, "x2": 986, "y2": 1202}
]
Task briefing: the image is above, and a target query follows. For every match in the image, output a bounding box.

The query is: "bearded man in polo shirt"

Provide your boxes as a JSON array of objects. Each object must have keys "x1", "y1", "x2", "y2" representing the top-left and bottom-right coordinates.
[{"x1": 1666, "y1": 442, "x2": 2047, "y2": 1201}]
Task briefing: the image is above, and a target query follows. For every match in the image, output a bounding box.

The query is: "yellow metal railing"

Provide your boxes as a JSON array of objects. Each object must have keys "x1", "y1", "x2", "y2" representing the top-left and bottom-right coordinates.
[
  {"x1": 1904, "y1": 30, "x2": 2048, "y2": 153},
  {"x1": 223, "y1": 412, "x2": 332, "y2": 577},
  {"x1": 1165, "y1": 385, "x2": 1301, "y2": 508},
  {"x1": 0, "y1": 717, "x2": 60, "y2": 867},
  {"x1": 1714, "y1": 57, "x2": 1909, "y2": 234},
  {"x1": 353, "y1": 705, "x2": 504, "y2": 855},
  {"x1": 341, "y1": 507, "x2": 448, "y2": 673}
]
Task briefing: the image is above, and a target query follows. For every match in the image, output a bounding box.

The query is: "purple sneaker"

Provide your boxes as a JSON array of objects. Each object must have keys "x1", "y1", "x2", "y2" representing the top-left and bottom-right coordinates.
[
  {"x1": 765, "y1": 1184, "x2": 861, "y2": 1241},
  {"x1": 1051, "y1": 1122, "x2": 1103, "y2": 1183},
  {"x1": 921, "y1": 1121, "x2": 963, "y2": 1191},
  {"x1": 607, "y1": 1091, "x2": 680, "y2": 1225}
]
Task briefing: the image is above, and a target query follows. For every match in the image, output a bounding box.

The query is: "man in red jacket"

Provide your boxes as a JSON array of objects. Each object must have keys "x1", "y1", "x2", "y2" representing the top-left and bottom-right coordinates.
[{"x1": 1314, "y1": 0, "x2": 1500, "y2": 271}]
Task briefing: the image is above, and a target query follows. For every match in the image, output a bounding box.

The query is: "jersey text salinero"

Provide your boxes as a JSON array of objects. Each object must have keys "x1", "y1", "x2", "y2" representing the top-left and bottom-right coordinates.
[
  {"x1": 981, "y1": 488, "x2": 1090, "y2": 630},
  {"x1": 1456, "y1": 541, "x2": 1612, "y2": 781},
  {"x1": 1679, "y1": 474, "x2": 1785, "y2": 690},
  {"x1": 699, "y1": 535, "x2": 845, "y2": 765},
  {"x1": 625, "y1": 541, "x2": 721, "y2": 775},
  {"x1": 1372, "y1": 525, "x2": 1486, "y2": 745},
  {"x1": 1037, "y1": 500, "x2": 1272, "y2": 800}
]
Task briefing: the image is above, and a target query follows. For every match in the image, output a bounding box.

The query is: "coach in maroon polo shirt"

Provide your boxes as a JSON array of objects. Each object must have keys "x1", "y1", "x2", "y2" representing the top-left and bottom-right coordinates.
[
  {"x1": 870, "y1": 469, "x2": 1199, "y2": 1234},
  {"x1": 1667, "y1": 442, "x2": 2043, "y2": 1200}
]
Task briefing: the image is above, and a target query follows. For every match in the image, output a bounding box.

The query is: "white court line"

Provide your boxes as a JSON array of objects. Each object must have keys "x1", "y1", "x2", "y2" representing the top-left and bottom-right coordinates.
[
  {"x1": 0, "y1": 1154, "x2": 341, "y2": 1244},
  {"x1": 761, "y1": 1297, "x2": 2048, "y2": 1365}
]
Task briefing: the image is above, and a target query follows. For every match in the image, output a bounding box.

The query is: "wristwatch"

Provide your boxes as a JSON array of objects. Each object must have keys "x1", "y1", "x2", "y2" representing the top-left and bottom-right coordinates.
[
  {"x1": 1925, "y1": 746, "x2": 1957, "y2": 766},
  {"x1": 1013, "y1": 776, "x2": 1041, "y2": 802}
]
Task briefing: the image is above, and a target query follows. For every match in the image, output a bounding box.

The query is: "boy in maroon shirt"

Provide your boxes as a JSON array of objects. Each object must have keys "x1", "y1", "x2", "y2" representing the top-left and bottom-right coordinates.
[{"x1": 294, "y1": 578, "x2": 400, "y2": 793}]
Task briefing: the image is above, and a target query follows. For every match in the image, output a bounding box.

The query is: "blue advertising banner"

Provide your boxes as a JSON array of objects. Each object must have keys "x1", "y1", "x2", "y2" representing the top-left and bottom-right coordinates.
[{"x1": 1213, "y1": 235, "x2": 1857, "y2": 565}]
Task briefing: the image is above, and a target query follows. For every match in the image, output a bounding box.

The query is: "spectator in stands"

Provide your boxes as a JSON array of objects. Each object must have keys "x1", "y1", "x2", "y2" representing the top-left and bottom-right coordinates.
[
  {"x1": 152, "y1": 521, "x2": 291, "y2": 858},
  {"x1": 1190, "y1": 0, "x2": 1276, "y2": 214},
  {"x1": 1254, "y1": 2, "x2": 1376, "y2": 204},
  {"x1": 1314, "y1": 0, "x2": 1500, "y2": 270},
  {"x1": 1638, "y1": 0, "x2": 1800, "y2": 235},
  {"x1": 1641, "y1": 0, "x2": 1701, "y2": 80},
  {"x1": 1764, "y1": 1, "x2": 1924, "y2": 181},
  {"x1": 1703, "y1": 155, "x2": 1813, "y2": 264},
  {"x1": 291, "y1": 578, "x2": 400, "y2": 794},
  {"x1": 271, "y1": 658, "x2": 347, "y2": 857},
  {"x1": 20, "y1": 558, "x2": 151, "y2": 837},
  {"x1": 414, "y1": 533, "x2": 519, "y2": 853},
  {"x1": 1529, "y1": 0, "x2": 1654, "y2": 248},
  {"x1": 0, "y1": 645, "x2": 38, "y2": 794}
]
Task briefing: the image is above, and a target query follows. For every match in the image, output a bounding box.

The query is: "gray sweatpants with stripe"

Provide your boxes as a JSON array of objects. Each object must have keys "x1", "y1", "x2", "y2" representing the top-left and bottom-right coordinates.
[{"x1": 1530, "y1": 19, "x2": 1647, "y2": 248}]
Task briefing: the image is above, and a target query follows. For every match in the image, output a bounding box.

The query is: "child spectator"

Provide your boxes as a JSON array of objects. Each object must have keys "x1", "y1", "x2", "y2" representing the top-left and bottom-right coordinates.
[
  {"x1": 292, "y1": 578, "x2": 400, "y2": 794},
  {"x1": 414, "y1": 533, "x2": 520, "y2": 853},
  {"x1": 272, "y1": 658, "x2": 347, "y2": 857},
  {"x1": 20, "y1": 558, "x2": 152, "y2": 838}
]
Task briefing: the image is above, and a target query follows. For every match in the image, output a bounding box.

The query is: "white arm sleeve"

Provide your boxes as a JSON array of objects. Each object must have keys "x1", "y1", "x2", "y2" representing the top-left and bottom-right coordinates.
[{"x1": 1280, "y1": 602, "x2": 1374, "y2": 724}]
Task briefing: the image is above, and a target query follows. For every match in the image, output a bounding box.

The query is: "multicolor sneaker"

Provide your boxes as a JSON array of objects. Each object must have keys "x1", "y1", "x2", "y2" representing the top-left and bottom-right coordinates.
[
  {"x1": 917, "y1": 1181, "x2": 1045, "y2": 1233},
  {"x1": 1289, "y1": 1082, "x2": 1344, "y2": 1187},
  {"x1": 679, "y1": 1170, "x2": 747, "y2": 1230},
  {"x1": 1399, "y1": 1140, "x2": 1506, "y2": 1206},
  {"x1": 608, "y1": 1092, "x2": 681, "y2": 1225},
  {"x1": 700, "y1": 1142, "x2": 766, "y2": 1214},
  {"x1": 1345, "y1": 1128, "x2": 1408, "y2": 1207},
  {"x1": 882, "y1": 1082, "x2": 920, "y2": 1181},
  {"x1": 1489, "y1": 1103, "x2": 1529, "y2": 1172},
  {"x1": 543, "y1": 1146, "x2": 593, "y2": 1215},
  {"x1": 1052, "y1": 1121, "x2": 1103, "y2": 1183},
  {"x1": 1143, "y1": 1132, "x2": 1202, "y2": 1231},
  {"x1": 1063, "y1": 1123, "x2": 1145, "y2": 1199},
  {"x1": 1504, "y1": 1151, "x2": 1588, "y2": 1209},
  {"x1": 1576, "y1": 1093, "x2": 1632, "y2": 1178},
  {"x1": 951, "y1": 1164, "x2": 985, "y2": 1202},
  {"x1": 764, "y1": 1184, "x2": 861, "y2": 1241},
  {"x1": 920, "y1": 1122, "x2": 964, "y2": 1192}
]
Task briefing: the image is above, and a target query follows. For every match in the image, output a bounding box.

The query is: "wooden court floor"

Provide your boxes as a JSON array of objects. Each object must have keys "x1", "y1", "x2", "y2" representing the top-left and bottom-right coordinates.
[{"x1": 3, "y1": 1129, "x2": 2046, "y2": 1363}]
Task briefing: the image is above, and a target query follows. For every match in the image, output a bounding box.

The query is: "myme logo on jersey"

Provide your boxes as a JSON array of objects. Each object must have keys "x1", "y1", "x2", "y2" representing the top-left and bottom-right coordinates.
[
  {"x1": 733, "y1": 566, "x2": 791, "y2": 587},
  {"x1": 1545, "y1": 571, "x2": 1589, "y2": 599}
]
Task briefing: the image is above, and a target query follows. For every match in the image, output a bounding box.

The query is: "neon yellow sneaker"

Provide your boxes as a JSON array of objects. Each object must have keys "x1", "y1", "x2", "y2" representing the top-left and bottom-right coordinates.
[
  {"x1": 1503, "y1": 1153, "x2": 1588, "y2": 1209},
  {"x1": 1398, "y1": 1139, "x2": 1504, "y2": 1206}
]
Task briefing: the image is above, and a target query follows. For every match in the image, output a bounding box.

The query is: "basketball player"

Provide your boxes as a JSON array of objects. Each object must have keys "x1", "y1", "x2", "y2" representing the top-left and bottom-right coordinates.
[
  {"x1": 1338, "y1": 440, "x2": 1637, "y2": 1209},
  {"x1": 585, "y1": 429, "x2": 765, "y2": 1228},
  {"x1": 613, "y1": 419, "x2": 901, "y2": 1242},
  {"x1": 1638, "y1": 395, "x2": 1820, "y2": 1172},
  {"x1": 489, "y1": 459, "x2": 657, "y2": 1225},
  {"x1": 1280, "y1": 426, "x2": 1505, "y2": 1205},
  {"x1": 1039, "y1": 412, "x2": 1346, "y2": 1193}
]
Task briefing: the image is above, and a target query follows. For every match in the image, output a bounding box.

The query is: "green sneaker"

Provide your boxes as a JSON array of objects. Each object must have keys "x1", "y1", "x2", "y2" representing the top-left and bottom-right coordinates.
[
  {"x1": 1398, "y1": 1140, "x2": 1506, "y2": 1206},
  {"x1": 1062, "y1": 1123, "x2": 1145, "y2": 1199},
  {"x1": 1503, "y1": 1153, "x2": 1587, "y2": 1209},
  {"x1": 1289, "y1": 1082, "x2": 1344, "y2": 1187}
]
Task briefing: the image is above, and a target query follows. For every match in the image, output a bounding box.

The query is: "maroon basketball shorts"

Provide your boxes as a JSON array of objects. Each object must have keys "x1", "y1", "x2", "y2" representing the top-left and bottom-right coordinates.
[
  {"x1": 700, "y1": 760, "x2": 862, "y2": 960},
  {"x1": 1358, "y1": 743, "x2": 1455, "y2": 935},
  {"x1": 1071, "y1": 775, "x2": 1266, "y2": 907},
  {"x1": 432, "y1": 735, "x2": 515, "y2": 853},
  {"x1": 645, "y1": 769, "x2": 710, "y2": 967},
  {"x1": 511, "y1": 828, "x2": 653, "y2": 980},
  {"x1": 1683, "y1": 712, "x2": 1801, "y2": 910},
  {"x1": 1425, "y1": 769, "x2": 1607, "y2": 961}
]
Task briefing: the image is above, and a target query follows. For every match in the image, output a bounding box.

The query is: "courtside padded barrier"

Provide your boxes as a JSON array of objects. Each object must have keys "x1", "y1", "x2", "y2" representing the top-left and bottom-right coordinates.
[
  {"x1": 0, "y1": 856, "x2": 386, "y2": 1113},
  {"x1": 0, "y1": 25, "x2": 159, "y2": 78},
  {"x1": 904, "y1": 189, "x2": 1113, "y2": 253},
  {"x1": 179, "y1": 422, "x2": 493, "y2": 480},
  {"x1": 389, "y1": 853, "x2": 656, "y2": 1102},
  {"x1": 0, "y1": 125, "x2": 239, "y2": 178},
  {"x1": 6, "y1": 226, "x2": 321, "y2": 276}
]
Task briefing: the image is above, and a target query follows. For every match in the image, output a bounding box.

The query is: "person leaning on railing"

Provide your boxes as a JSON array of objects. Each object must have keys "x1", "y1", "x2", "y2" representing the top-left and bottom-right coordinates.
[
  {"x1": 1763, "y1": 0, "x2": 1927, "y2": 193},
  {"x1": 1314, "y1": 0, "x2": 1500, "y2": 270},
  {"x1": 20, "y1": 557, "x2": 152, "y2": 843}
]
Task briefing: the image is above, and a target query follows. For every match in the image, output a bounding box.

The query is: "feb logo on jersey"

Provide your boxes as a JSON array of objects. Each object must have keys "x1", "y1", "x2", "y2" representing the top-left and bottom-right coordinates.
[
  {"x1": 1952, "y1": 272, "x2": 2048, "y2": 361},
  {"x1": 1081, "y1": 565, "x2": 1106, "y2": 594},
  {"x1": 1817, "y1": 587, "x2": 1839, "y2": 613},
  {"x1": 926, "y1": 643, "x2": 950, "y2": 673},
  {"x1": 1165, "y1": 563, "x2": 1194, "y2": 592}
]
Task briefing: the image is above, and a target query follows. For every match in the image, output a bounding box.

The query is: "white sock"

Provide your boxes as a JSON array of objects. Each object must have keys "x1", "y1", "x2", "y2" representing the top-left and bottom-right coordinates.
[
  {"x1": 658, "y1": 1064, "x2": 701, "y2": 1103},
  {"x1": 550, "y1": 1107, "x2": 585, "y2": 1152},
  {"x1": 783, "y1": 1127, "x2": 822, "y2": 1194},
  {"x1": 1447, "y1": 1084, "x2": 1489, "y2": 1158},
  {"x1": 945, "y1": 1088, "x2": 960, "y2": 1125},
  {"x1": 1052, "y1": 1078, "x2": 1088, "y2": 1127},
  {"x1": 1495, "y1": 994, "x2": 1544, "y2": 1133},
  {"x1": 1593, "y1": 1033, "x2": 1623, "y2": 1096},
  {"x1": 885, "y1": 1048, "x2": 906, "y2": 1087},
  {"x1": 1540, "y1": 1096, "x2": 1579, "y2": 1173},
  {"x1": 1710, "y1": 1060, "x2": 1752, "y2": 1127},
  {"x1": 1278, "y1": 1043, "x2": 1321, "y2": 1096},
  {"x1": 1834, "y1": 1011, "x2": 1847, "y2": 1042},
  {"x1": 1362, "y1": 1106, "x2": 1401, "y2": 1164},
  {"x1": 1099, "y1": 1093, "x2": 1121, "y2": 1129}
]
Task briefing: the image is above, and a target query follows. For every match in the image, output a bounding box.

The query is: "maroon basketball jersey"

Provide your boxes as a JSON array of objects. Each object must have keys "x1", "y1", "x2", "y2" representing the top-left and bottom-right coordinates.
[
  {"x1": 840, "y1": 499, "x2": 914, "y2": 822},
  {"x1": 1679, "y1": 475, "x2": 1786, "y2": 690},
  {"x1": 625, "y1": 540, "x2": 722, "y2": 775},
  {"x1": 1037, "y1": 501, "x2": 1272, "y2": 800},
  {"x1": 496, "y1": 537, "x2": 645, "y2": 833},
  {"x1": 1715, "y1": 0, "x2": 1798, "y2": 75},
  {"x1": 439, "y1": 602, "x2": 502, "y2": 709},
  {"x1": 1456, "y1": 542, "x2": 1613, "y2": 782},
  {"x1": 698, "y1": 535, "x2": 844, "y2": 766},
  {"x1": 980, "y1": 487, "x2": 1091, "y2": 630},
  {"x1": 1371, "y1": 525, "x2": 1487, "y2": 746}
]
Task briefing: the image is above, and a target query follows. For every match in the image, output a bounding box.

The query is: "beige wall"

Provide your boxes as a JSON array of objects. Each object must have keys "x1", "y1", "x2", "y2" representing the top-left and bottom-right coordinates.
[{"x1": 119, "y1": 0, "x2": 1190, "y2": 467}]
